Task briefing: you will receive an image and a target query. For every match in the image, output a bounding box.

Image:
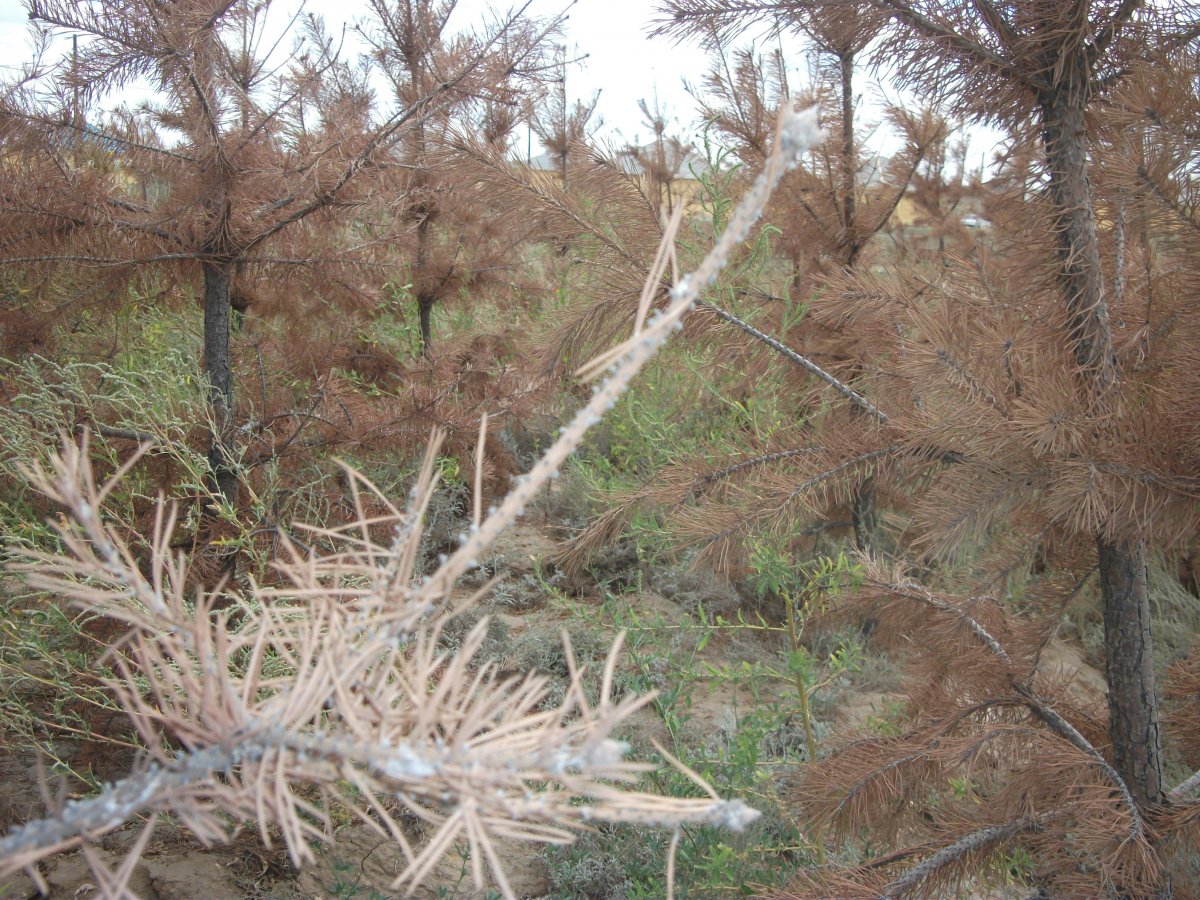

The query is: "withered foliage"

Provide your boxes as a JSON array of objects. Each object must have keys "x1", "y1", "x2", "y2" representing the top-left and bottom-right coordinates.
[
  {"x1": 773, "y1": 559, "x2": 1200, "y2": 898},
  {"x1": 1166, "y1": 649, "x2": 1200, "y2": 773},
  {"x1": 595, "y1": 0, "x2": 1200, "y2": 895},
  {"x1": 452, "y1": 131, "x2": 670, "y2": 368},
  {"x1": 310, "y1": 328, "x2": 553, "y2": 489},
  {"x1": 0, "y1": 0, "x2": 559, "y2": 502},
  {"x1": 1, "y1": 433, "x2": 757, "y2": 899},
  {"x1": 0, "y1": 104, "x2": 827, "y2": 898}
]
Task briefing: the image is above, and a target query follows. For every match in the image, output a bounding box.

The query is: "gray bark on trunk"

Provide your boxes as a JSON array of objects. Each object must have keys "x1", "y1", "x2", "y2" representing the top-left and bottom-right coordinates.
[
  {"x1": 1040, "y1": 60, "x2": 1164, "y2": 810},
  {"x1": 1040, "y1": 74, "x2": 1117, "y2": 386},
  {"x1": 1097, "y1": 536, "x2": 1164, "y2": 807},
  {"x1": 203, "y1": 258, "x2": 238, "y2": 503}
]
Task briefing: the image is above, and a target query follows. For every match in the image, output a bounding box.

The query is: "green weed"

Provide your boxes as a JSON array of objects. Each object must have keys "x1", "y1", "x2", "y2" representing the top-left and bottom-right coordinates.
[{"x1": 541, "y1": 556, "x2": 874, "y2": 896}]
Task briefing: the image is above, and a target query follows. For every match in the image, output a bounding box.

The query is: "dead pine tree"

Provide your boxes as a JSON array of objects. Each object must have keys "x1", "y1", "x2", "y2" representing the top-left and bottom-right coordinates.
[
  {"x1": 785, "y1": 7, "x2": 936, "y2": 554},
  {"x1": 898, "y1": 121, "x2": 974, "y2": 264},
  {"x1": 786, "y1": 8, "x2": 930, "y2": 553},
  {"x1": 658, "y1": 0, "x2": 1191, "y2": 801},
  {"x1": 621, "y1": 96, "x2": 694, "y2": 219},
  {"x1": 0, "y1": 0, "x2": 550, "y2": 502},
  {"x1": 862, "y1": 0, "x2": 1198, "y2": 822},
  {"x1": 554, "y1": 25, "x2": 942, "y2": 572},
  {"x1": 529, "y1": 42, "x2": 600, "y2": 262},
  {"x1": 655, "y1": 0, "x2": 1200, "y2": 895},
  {"x1": 362, "y1": 0, "x2": 555, "y2": 355},
  {"x1": 529, "y1": 43, "x2": 601, "y2": 196}
]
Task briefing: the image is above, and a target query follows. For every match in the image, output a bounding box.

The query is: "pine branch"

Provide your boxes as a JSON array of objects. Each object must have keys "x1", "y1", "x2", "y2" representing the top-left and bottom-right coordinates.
[
  {"x1": 970, "y1": 0, "x2": 1021, "y2": 55},
  {"x1": 1015, "y1": 683, "x2": 1144, "y2": 843},
  {"x1": 884, "y1": 819, "x2": 1033, "y2": 898},
  {"x1": 684, "y1": 447, "x2": 822, "y2": 500},
  {"x1": 0, "y1": 724, "x2": 758, "y2": 873},
  {"x1": 1087, "y1": 0, "x2": 1143, "y2": 68},
  {"x1": 830, "y1": 749, "x2": 932, "y2": 824},
  {"x1": 1170, "y1": 768, "x2": 1200, "y2": 801},
  {"x1": 867, "y1": 0, "x2": 1034, "y2": 89},
  {"x1": 0, "y1": 111, "x2": 195, "y2": 162},
  {"x1": 885, "y1": 579, "x2": 1013, "y2": 665},
  {"x1": 71, "y1": 422, "x2": 162, "y2": 446},
  {"x1": 782, "y1": 447, "x2": 898, "y2": 507},
  {"x1": 0, "y1": 253, "x2": 198, "y2": 267},
  {"x1": 1161, "y1": 18, "x2": 1200, "y2": 53},
  {"x1": 456, "y1": 143, "x2": 644, "y2": 269},
  {"x1": 687, "y1": 446, "x2": 899, "y2": 558},
  {"x1": 1136, "y1": 164, "x2": 1200, "y2": 234},
  {"x1": 240, "y1": 93, "x2": 447, "y2": 253},
  {"x1": 701, "y1": 301, "x2": 891, "y2": 423},
  {"x1": 0, "y1": 742, "x2": 255, "y2": 869},
  {"x1": 880, "y1": 577, "x2": 1146, "y2": 843},
  {"x1": 243, "y1": 4, "x2": 555, "y2": 254},
  {"x1": 862, "y1": 144, "x2": 931, "y2": 238}
]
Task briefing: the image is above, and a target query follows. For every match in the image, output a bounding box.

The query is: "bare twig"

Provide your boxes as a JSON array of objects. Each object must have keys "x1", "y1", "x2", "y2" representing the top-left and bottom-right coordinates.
[{"x1": 701, "y1": 300, "x2": 890, "y2": 423}]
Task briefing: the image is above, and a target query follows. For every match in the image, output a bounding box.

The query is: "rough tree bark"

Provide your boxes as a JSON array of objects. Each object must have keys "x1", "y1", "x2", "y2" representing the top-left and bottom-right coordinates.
[
  {"x1": 1040, "y1": 53, "x2": 1164, "y2": 809},
  {"x1": 1098, "y1": 536, "x2": 1164, "y2": 807},
  {"x1": 838, "y1": 47, "x2": 861, "y2": 268},
  {"x1": 202, "y1": 257, "x2": 239, "y2": 503}
]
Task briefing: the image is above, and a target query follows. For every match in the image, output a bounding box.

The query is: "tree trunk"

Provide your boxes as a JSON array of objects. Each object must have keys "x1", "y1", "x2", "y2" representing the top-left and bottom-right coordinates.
[
  {"x1": 1040, "y1": 77, "x2": 1117, "y2": 387},
  {"x1": 838, "y1": 45, "x2": 877, "y2": 553},
  {"x1": 839, "y1": 48, "x2": 860, "y2": 267},
  {"x1": 414, "y1": 188, "x2": 435, "y2": 355},
  {"x1": 851, "y1": 478, "x2": 878, "y2": 553},
  {"x1": 1097, "y1": 536, "x2": 1164, "y2": 807},
  {"x1": 1040, "y1": 67, "x2": 1165, "y2": 809},
  {"x1": 556, "y1": 149, "x2": 571, "y2": 257},
  {"x1": 203, "y1": 258, "x2": 238, "y2": 503},
  {"x1": 418, "y1": 295, "x2": 435, "y2": 356}
]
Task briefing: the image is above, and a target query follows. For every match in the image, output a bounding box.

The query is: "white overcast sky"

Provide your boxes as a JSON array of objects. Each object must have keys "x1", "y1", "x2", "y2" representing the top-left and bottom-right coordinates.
[{"x1": 0, "y1": 0, "x2": 1004, "y2": 166}]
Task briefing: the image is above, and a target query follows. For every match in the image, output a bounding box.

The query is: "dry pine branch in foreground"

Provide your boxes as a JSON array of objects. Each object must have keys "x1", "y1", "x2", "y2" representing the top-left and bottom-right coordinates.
[
  {"x1": 773, "y1": 564, "x2": 1181, "y2": 899},
  {"x1": 0, "y1": 104, "x2": 826, "y2": 900}
]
